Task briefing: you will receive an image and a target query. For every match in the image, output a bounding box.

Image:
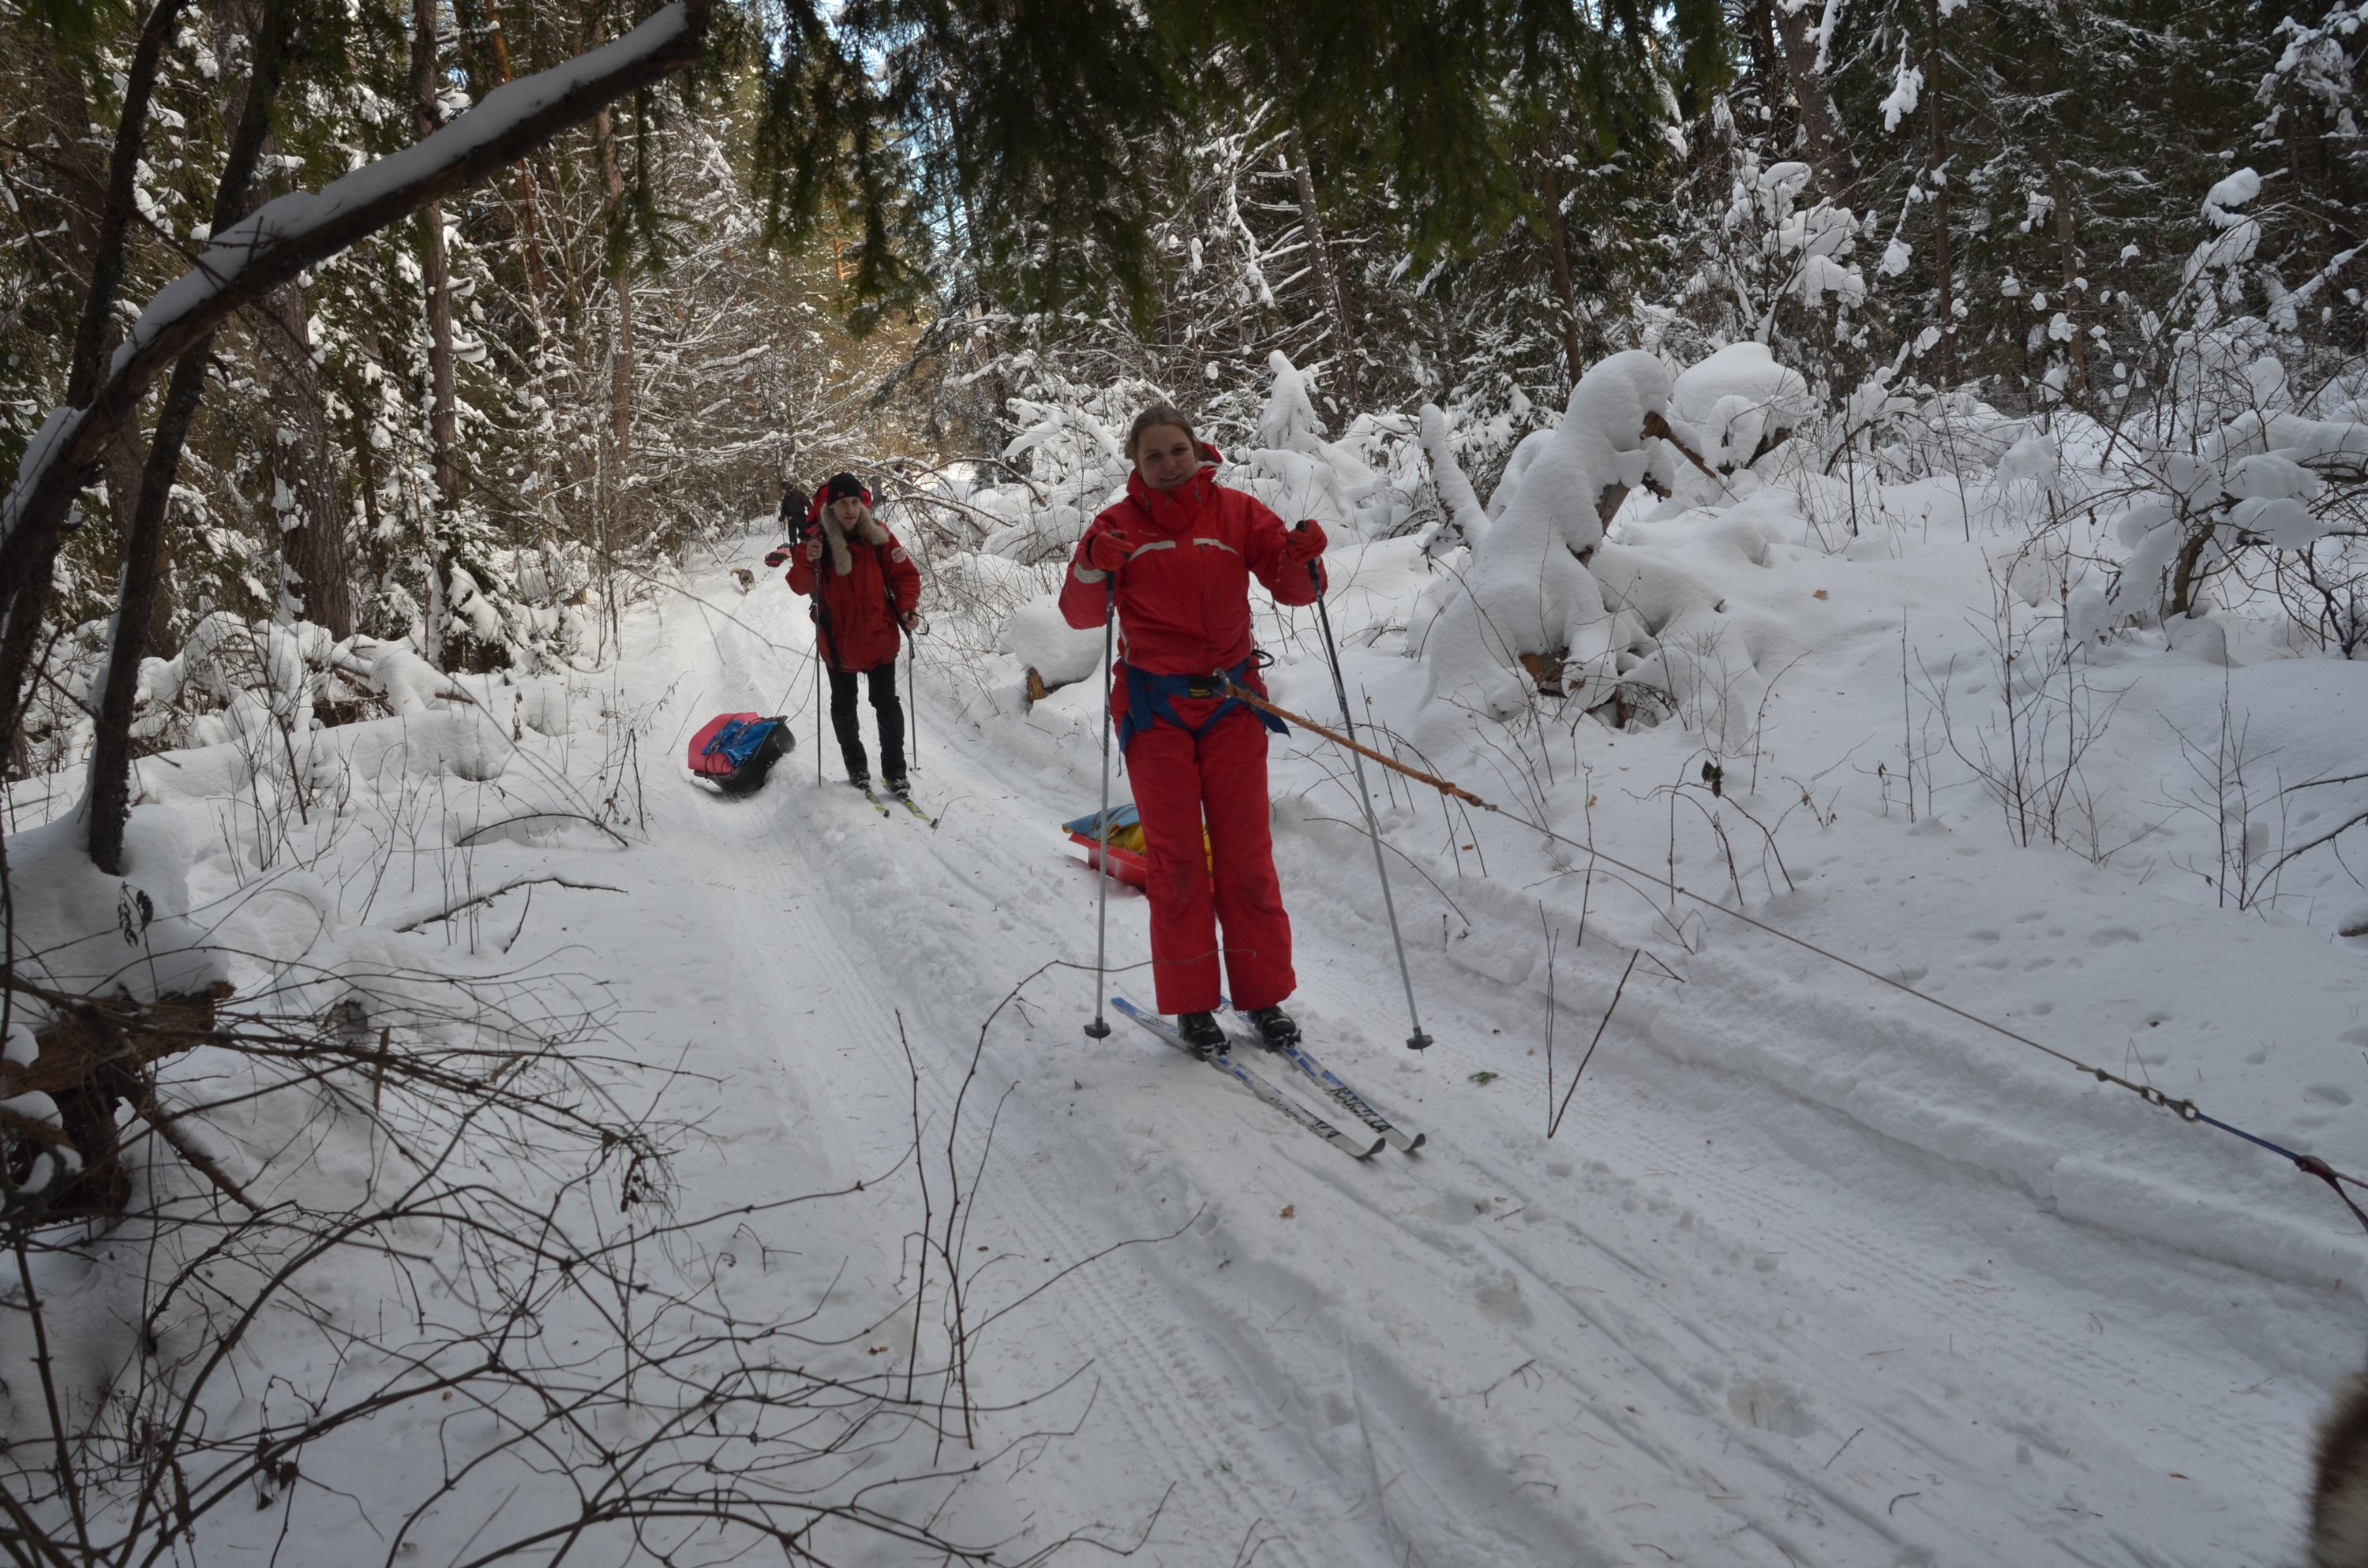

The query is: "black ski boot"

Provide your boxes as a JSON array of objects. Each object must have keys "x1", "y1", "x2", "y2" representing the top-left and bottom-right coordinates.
[
  {"x1": 884, "y1": 775, "x2": 910, "y2": 799},
  {"x1": 1244, "y1": 1006, "x2": 1300, "y2": 1050},
  {"x1": 1175, "y1": 1011, "x2": 1228, "y2": 1058},
  {"x1": 847, "y1": 773, "x2": 871, "y2": 793}
]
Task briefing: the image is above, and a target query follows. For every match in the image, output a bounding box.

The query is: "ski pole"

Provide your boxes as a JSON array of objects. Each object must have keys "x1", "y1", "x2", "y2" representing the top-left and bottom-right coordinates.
[
  {"x1": 1084, "y1": 577, "x2": 1117, "y2": 1039},
  {"x1": 1298, "y1": 522, "x2": 1431, "y2": 1050}
]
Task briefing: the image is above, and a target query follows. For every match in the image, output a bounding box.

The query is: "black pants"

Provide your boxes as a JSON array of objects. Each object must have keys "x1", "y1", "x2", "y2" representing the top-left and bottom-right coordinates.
[{"x1": 828, "y1": 661, "x2": 905, "y2": 784}]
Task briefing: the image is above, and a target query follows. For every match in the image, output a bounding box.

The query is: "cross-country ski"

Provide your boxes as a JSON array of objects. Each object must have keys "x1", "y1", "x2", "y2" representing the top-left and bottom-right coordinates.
[
  {"x1": 1111, "y1": 997, "x2": 1384, "y2": 1160},
  {"x1": 1220, "y1": 1009, "x2": 1426, "y2": 1154}
]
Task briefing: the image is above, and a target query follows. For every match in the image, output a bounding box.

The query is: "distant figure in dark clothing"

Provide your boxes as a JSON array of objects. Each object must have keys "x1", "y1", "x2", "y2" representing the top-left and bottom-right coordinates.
[{"x1": 777, "y1": 482, "x2": 811, "y2": 539}]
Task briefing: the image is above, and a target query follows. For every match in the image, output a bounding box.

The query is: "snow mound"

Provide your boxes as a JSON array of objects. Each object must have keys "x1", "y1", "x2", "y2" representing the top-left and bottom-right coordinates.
[
  {"x1": 999, "y1": 593, "x2": 1104, "y2": 689},
  {"x1": 1669, "y1": 342, "x2": 1814, "y2": 475},
  {"x1": 1414, "y1": 351, "x2": 1680, "y2": 716},
  {"x1": 6, "y1": 809, "x2": 221, "y2": 1004},
  {"x1": 1414, "y1": 403, "x2": 1489, "y2": 559}
]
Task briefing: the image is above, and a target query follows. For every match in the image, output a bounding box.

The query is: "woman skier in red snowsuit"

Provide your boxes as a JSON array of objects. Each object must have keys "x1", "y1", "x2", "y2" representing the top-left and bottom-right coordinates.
[
  {"x1": 777, "y1": 472, "x2": 924, "y2": 795},
  {"x1": 1058, "y1": 405, "x2": 1327, "y2": 1054}
]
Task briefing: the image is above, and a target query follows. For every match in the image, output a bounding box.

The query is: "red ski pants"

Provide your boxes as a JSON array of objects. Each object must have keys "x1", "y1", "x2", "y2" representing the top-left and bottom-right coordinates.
[{"x1": 1126, "y1": 703, "x2": 1295, "y2": 1015}]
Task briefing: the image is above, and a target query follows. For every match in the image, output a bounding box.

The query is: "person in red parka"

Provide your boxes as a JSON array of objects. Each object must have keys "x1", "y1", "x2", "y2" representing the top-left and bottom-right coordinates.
[
  {"x1": 1058, "y1": 404, "x2": 1327, "y2": 1055},
  {"x1": 777, "y1": 472, "x2": 922, "y2": 794}
]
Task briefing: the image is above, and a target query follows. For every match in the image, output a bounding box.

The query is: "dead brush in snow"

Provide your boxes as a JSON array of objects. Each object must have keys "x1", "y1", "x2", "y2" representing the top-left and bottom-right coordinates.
[
  {"x1": 0, "y1": 943, "x2": 1152, "y2": 1566},
  {"x1": 0, "y1": 642, "x2": 1145, "y2": 1562},
  {"x1": 1918, "y1": 556, "x2": 2128, "y2": 862}
]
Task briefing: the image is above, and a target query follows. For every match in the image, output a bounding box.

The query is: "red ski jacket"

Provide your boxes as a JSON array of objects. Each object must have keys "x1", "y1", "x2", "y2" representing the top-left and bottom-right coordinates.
[
  {"x1": 788, "y1": 524, "x2": 921, "y2": 671},
  {"x1": 1058, "y1": 464, "x2": 1324, "y2": 675}
]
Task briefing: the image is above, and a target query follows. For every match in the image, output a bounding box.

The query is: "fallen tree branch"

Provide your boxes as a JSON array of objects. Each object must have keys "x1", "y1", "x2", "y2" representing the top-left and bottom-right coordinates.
[
  {"x1": 456, "y1": 811, "x2": 630, "y2": 848},
  {"x1": 2, "y1": 984, "x2": 232, "y2": 1098},
  {"x1": 1642, "y1": 410, "x2": 1722, "y2": 481},
  {"x1": 394, "y1": 877, "x2": 626, "y2": 933},
  {"x1": 136, "y1": 1102, "x2": 262, "y2": 1214}
]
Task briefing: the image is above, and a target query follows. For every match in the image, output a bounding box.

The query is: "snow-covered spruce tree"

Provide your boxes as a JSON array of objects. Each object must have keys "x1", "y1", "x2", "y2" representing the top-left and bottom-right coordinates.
[{"x1": 1797, "y1": 0, "x2": 2280, "y2": 413}]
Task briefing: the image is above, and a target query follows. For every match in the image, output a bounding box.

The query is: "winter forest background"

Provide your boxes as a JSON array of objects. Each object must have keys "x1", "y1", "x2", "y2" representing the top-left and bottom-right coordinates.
[
  {"x1": 13, "y1": 0, "x2": 2368, "y2": 741},
  {"x1": 10, "y1": 0, "x2": 2368, "y2": 1562}
]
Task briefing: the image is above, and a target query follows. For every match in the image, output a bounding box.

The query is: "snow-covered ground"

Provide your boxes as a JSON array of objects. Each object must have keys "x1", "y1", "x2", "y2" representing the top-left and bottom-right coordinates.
[{"x1": 12, "y1": 487, "x2": 2368, "y2": 1565}]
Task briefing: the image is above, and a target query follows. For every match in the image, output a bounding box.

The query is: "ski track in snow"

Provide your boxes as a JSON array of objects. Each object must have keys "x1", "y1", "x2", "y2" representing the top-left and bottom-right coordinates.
[{"x1": 551, "y1": 538, "x2": 2358, "y2": 1566}]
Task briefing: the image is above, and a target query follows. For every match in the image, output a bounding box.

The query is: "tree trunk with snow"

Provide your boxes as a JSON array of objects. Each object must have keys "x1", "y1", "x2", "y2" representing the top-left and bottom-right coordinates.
[
  {"x1": 2051, "y1": 168, "x2": 2089, "y2": 403},
  {"x1": 1, "y1": 2, "x2": 187, "y2": 749},
  {"x1": 1774, "y1": 0, "x2": 1859, "y2": 208},
  {"x1": 1286, "y1": 131, "x2": 1358, "y2": 408},
  {"x1": 257, "y1": 280, "x2": 352, "y2": 637},
  {"x1": 85, "y1": 0, "x2": 289, "y2": 874},
  {"x1": 0, "y1": 1, "x2": 712, "y2": 757},
  {"x1": 1924, "y1": 0, "x2": 1955, "y2": 385},
  {"x1": 414, "y1": 0, "x2": 463, "y2": 530},
  {"x1": 598, "y1": 103, "x2": 636, "y2": 466},
  {"x1": 40, "y1": 27, "x2": 164, "y2": 571},
  {"x1": 1538, "y1": 153, "x2": 1586, "y2": 390}
]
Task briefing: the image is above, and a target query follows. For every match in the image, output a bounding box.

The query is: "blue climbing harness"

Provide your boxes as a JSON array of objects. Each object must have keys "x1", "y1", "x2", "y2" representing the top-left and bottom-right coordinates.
[{"x1": 1118, "y1": 656, "x2": 1289, "y2": 752}]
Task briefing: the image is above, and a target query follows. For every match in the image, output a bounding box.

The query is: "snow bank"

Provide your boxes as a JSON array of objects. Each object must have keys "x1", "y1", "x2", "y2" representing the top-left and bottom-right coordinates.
[
  {"x1": 6, "y1": 809, "x2": 221, "y2": 1004},
  {"x1": 1593, "y1": 492, "x2": 1797, "y2": 750}
]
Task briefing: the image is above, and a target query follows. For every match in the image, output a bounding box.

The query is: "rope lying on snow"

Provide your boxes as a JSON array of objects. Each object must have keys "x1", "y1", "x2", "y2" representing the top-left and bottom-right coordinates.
[{"x1": 1223, "y1": 679, "x2": 2368, "y2": 1234}]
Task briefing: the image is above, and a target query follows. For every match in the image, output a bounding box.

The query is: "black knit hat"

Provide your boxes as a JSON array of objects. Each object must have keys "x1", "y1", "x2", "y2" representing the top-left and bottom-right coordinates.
[{"x1": 822, "y1": 472, "x2": 870, "y2": 506}]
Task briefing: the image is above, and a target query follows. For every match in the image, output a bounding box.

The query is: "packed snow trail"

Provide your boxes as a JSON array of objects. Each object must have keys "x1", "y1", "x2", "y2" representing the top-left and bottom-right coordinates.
[{"x1": 598, "y1": 536, "x2": 2363, "y2": 1566}]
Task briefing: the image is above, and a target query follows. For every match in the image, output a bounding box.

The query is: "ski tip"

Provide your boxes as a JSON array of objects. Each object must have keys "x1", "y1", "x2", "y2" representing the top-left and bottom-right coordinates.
[
  {"x1": 1401, "y1": 1132, "x2": 1428, "y2": 1153},
  {"x1": 1358, "y1": 1136, "x2": 1387, "y2": 1159}
]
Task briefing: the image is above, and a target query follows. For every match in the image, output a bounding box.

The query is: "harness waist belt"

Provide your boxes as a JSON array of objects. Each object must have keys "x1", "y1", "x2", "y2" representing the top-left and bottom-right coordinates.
[{"x1": 1118, "y1": 656, "x2": 1288, "y2": 752}]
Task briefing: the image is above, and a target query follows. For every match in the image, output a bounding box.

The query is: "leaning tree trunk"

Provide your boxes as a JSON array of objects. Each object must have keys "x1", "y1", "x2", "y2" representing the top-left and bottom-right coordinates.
[
  {"x1": 0, "y1": 1, "x2": 709, "y2": 754},
  {"x1": 85, "y1": 0, "x2": 287, "y2": 875},
  {"x1": 0, "y1": 2, "x2": 192, "y2": 754}
]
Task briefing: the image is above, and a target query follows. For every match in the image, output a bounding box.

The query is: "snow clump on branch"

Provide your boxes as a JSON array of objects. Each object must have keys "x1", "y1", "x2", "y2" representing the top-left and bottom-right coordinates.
[{"x1": 1226, "y1": 351, "x2": 1414, "y2": 537}]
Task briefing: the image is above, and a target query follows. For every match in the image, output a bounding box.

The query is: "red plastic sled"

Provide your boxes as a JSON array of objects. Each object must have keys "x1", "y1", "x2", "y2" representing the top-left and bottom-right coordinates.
[
  {"x1": 1068, "y1": 832, "x2": 1154, "y2": 888},
  {"x1": 689, "y1": 712, "x2": 794, "y2": 795}
]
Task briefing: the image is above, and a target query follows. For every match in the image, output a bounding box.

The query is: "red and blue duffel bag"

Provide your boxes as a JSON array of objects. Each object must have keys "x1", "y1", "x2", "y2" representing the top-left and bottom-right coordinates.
[{"x1": 688, "y1": 713, "x2": 796, "y2": 795}]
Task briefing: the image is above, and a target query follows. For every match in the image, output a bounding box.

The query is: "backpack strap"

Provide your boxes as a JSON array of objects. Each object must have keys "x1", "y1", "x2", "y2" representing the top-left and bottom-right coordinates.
[{"x1": 874, "y1": 541, "x2": 904, "y2": 629}]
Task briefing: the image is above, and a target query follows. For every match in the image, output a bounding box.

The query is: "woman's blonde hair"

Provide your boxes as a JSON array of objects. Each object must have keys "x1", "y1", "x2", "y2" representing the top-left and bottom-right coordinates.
[{"x1": 1123, "y1": 403, "x2": 1200, "y2": 462}]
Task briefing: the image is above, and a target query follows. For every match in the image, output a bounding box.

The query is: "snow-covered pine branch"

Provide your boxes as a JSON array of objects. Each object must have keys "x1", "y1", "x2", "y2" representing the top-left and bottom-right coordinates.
[{"x1": 0, "y1": 1, "x2": 709, "y2": 585}]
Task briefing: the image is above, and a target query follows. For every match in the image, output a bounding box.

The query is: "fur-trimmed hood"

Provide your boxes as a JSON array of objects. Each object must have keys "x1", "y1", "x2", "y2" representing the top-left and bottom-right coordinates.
[{"x1": 818, "y1": 503, "x2": 890, "y2": 576}]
